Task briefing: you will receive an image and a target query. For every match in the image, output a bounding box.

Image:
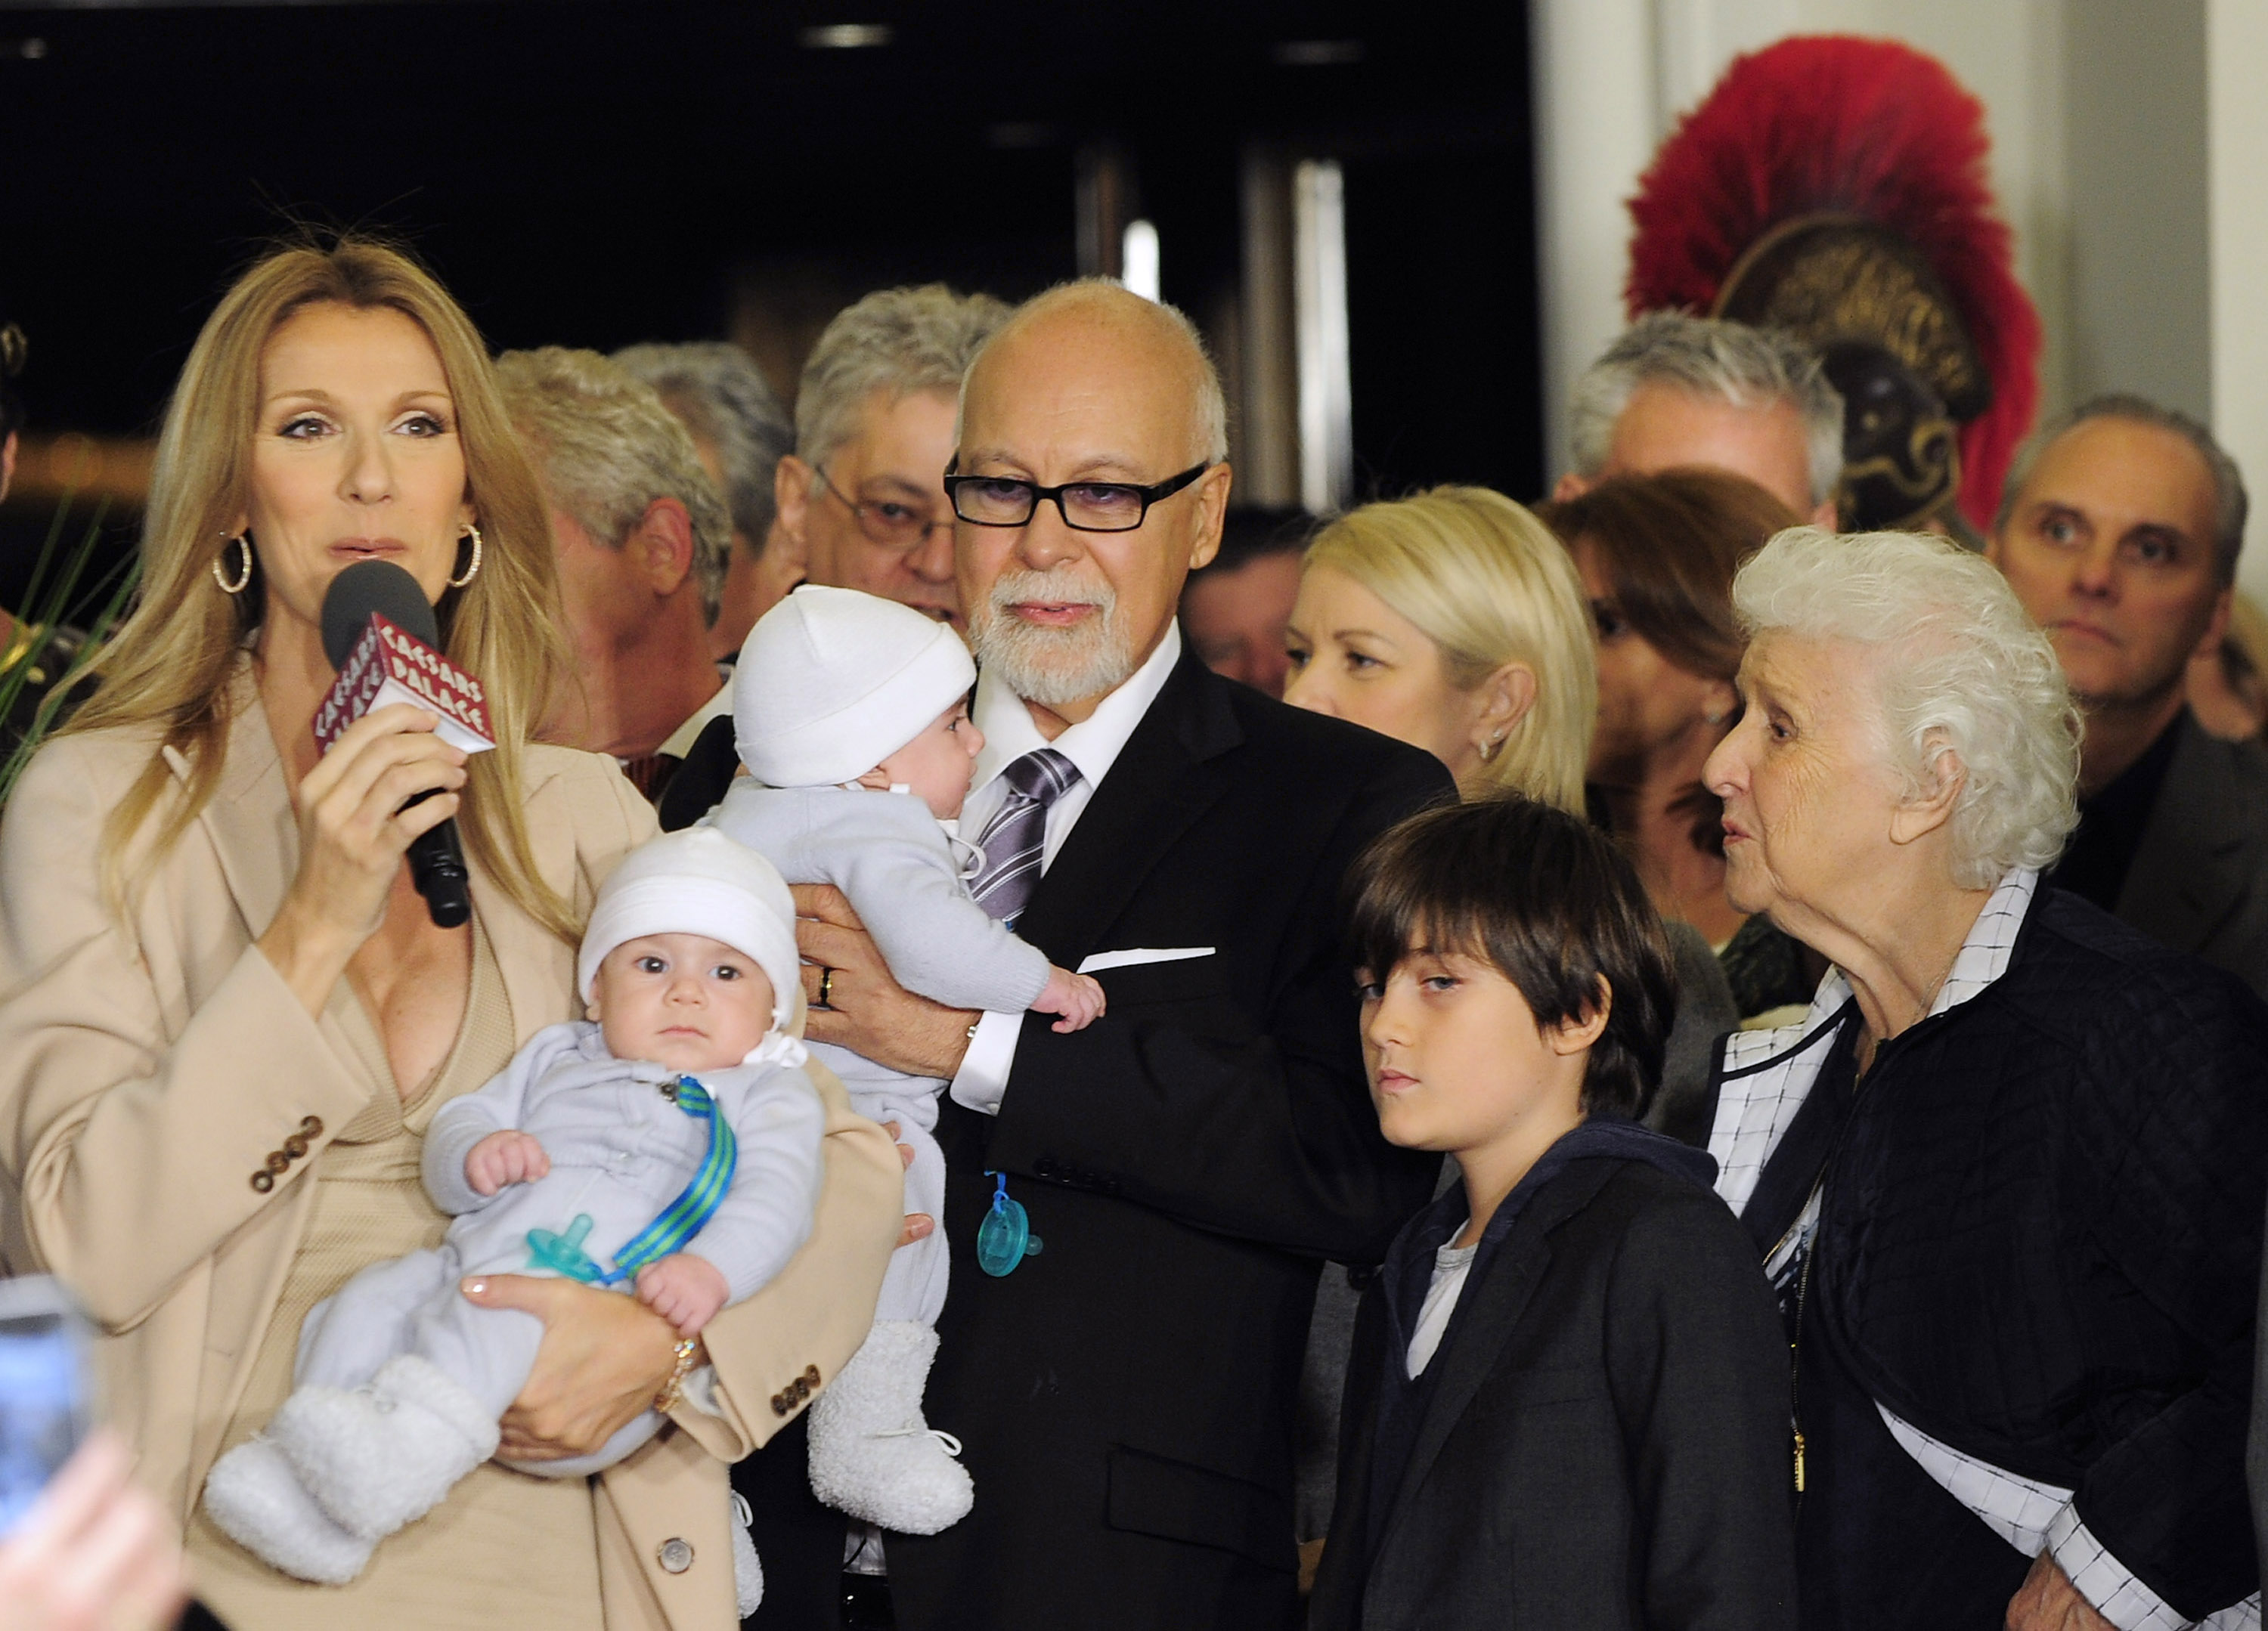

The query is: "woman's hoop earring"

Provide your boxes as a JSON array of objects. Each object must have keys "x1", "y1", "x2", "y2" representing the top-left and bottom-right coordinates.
[
  {"x1": 448, "y1": 525, "x2": 484, "y2": 590},
  {"x1": 212, "y1": 534, "x2": 253, "y2": 595}
]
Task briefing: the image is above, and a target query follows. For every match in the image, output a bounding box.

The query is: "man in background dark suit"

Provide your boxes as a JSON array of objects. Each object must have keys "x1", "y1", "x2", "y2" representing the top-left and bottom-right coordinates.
[
  {"x1": 779, "y1": 280, "x2": 1450, "y2": 1629},
  {"x1": 1990, "y1": 394, "x2": 2268, "y2": 996}
]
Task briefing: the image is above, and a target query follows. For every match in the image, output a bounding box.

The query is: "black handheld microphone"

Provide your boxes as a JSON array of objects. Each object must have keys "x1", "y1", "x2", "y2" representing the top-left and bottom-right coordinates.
[{"x1": 318, "y1": 561, "x2": 475, "y2": 930}]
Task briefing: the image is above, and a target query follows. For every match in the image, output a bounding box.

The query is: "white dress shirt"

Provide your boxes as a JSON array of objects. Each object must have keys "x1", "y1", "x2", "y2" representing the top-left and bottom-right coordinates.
[{"x1": 947, "y1": 621, "x2": 1185, "y2": 1116}]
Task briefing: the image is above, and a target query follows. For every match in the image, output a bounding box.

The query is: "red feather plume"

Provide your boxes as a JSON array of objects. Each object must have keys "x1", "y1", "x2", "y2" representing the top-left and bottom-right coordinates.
[{"x1": 1625, "y1": 36, "x2": 2041, "y2": 531}]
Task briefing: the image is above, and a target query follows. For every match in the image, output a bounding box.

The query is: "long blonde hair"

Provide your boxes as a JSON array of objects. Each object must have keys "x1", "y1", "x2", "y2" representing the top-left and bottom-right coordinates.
[
  {"x1": 1304, "y1": 486, "x2": 1595, "y2": 810},
  {"x1": 64, "y1": 237, "x2": 578, "y2": 939}
]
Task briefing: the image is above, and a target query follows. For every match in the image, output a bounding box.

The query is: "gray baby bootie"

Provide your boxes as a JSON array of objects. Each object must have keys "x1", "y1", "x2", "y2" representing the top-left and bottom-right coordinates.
[
  {"x1": 732, "y1": 1491, "x2": 765, "y2": 1616},
  {"x1": 806, "y1": 1320, "x2": 972, "y2": 1534},
  {"x1": 268, "y1": 1354, "x2": 500, "y2": 1541},
  {"x1": 202, "y1": 1436, "x2": 376, "y2": 1583}
]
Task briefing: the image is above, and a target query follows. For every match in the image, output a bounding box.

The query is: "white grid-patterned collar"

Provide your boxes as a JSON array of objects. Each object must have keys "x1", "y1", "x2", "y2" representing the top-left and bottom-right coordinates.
[{"x1": 1708, "y1": 868, "x2": 2038, "y2": 1219}]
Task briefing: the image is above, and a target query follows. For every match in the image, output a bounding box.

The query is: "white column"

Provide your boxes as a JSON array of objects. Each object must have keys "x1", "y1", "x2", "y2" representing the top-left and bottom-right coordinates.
[
  {"x1": 1529, "y1": 0, "x2": 1660, "y2": 483},
  {"x1": 2210, "y1": 0, "x2": 2268, "y2": 601},
  {"x1": 1293, "y1": 160, "x2": 1354, "y2": 515}
]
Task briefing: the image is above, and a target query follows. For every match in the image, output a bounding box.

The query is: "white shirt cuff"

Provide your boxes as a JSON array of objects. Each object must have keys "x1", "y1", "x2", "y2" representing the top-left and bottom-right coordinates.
[
  {"x1": 2046, "y1": 1503, "x2": 2202, "y2": 1631},
  {"x1": 947, "y1": 1010, "x2": 1022, "y2": 1116}
]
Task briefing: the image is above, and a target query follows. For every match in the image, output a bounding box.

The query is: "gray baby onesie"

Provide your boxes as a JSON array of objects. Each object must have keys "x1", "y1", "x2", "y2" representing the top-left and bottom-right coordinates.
[{"x1": 290, "y1": 1020, "x2": 825, "y2": 1478}]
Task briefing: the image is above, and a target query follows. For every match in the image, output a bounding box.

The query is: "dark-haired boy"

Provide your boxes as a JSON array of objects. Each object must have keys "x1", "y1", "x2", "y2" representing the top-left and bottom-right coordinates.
[{"x1": 1310, "y1": 797, "x2": 1794, "y2": 1631}]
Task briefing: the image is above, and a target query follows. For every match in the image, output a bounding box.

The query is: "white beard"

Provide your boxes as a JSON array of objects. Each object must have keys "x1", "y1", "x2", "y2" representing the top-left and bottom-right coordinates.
[{"x1": 971, "y1": 568, "x2": 1137, "y2": 708}]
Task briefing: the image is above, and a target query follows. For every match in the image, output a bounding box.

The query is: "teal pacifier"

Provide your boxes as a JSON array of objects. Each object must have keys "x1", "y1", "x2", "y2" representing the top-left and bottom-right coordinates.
[
  {"x1": 525, "y1": 1213, "x2": 606, "y2": 1283},
  {"x1": 976, "y1": 1171, "x2": 1043, "y2": 1277}
]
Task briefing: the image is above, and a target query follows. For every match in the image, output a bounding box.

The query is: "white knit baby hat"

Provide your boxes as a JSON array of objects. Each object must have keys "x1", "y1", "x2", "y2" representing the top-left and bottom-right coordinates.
[
  {"x1": 578, "y1": 828, "x2": 802, "y2": 1042},
  {"x1": 733, "y1": 584, "x2": 977, "y2": 788}
]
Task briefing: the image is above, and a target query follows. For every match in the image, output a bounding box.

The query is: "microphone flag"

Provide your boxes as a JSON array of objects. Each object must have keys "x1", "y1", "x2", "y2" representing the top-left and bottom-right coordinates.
[{"x1": 313, "y1": 612, "x2": 497, "y2": 757}]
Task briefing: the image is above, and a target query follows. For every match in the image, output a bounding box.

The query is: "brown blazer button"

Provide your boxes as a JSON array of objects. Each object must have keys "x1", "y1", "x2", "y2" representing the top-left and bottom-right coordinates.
[
  {"x1": 803, "y1": 1364, "x2": 821, "y2": 1385},
  {"x1": 282, "y1": 1136, "x2": 308, "y2": 1159},
  {"x1": 299, "y1": 1116, "x2": 324, "y2": 1137},
  {"x1": 656, "y1": 1537, "x2": 694, "y2": 1574},
  {"x1": 770, "y1": 1392, "x2": 789, "y2": 1416},
  {"x1": 796, "y1": 1376, "x2": 813, "y2": 1398},
  {"x1": 264, "y1": 1152, "x2": 290, "y2": 1175},
  {"x1": 250, "y1": 1171, "x2": 274, "y2": 1193}
]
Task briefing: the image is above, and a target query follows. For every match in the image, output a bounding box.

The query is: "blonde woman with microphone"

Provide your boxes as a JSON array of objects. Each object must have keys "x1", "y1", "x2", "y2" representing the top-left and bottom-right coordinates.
[{"x1": 0, "y1": 237, "x2": 901, "y2": 1630}]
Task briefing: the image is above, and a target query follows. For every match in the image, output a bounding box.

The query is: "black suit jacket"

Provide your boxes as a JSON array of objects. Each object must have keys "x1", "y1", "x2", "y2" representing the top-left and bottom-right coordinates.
[
  {"x1": 882, "y1": 651, "x2": 1452, "y2": 1631},
  {"x1": 1310, "y1": 1158, "x2": 1796, "y2": 1631},
  {"x1": 2119, "y1": 711, "x2": 2268, "y2": 998}
]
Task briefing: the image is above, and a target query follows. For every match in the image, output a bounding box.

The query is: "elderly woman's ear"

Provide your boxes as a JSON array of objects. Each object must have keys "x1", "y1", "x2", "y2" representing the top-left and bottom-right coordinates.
[
  {"x1": 1888, "y1": 735, "x2": 1968, "y2": 849},
  {"x1": 1471, "y1": 661, "x2": 1538, "y2": 763}
]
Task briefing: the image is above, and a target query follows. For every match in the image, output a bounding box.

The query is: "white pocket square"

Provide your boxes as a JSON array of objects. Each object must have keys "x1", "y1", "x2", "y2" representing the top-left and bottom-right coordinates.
[{"x1": 1077, "y1": 947, "x2": 1216, "y2": 974}]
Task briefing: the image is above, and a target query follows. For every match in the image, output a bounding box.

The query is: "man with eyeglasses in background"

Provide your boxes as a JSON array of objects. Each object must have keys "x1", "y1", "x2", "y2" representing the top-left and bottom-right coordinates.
[
  {"x1": 772, "y1": 283, "x2": 1011, "y2": 631},
  {"x1": 656, "y1": 285, "x2": 1009, "y2": 831},
  {"x1": 748, "y1": 279, "x2": 1450, "y2": 1631}
]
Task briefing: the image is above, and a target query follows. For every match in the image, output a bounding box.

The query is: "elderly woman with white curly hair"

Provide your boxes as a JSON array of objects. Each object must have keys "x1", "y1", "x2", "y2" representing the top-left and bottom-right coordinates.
[{"x1": 1695, "y1": 528, "x2": 2268, "y2": 1631}]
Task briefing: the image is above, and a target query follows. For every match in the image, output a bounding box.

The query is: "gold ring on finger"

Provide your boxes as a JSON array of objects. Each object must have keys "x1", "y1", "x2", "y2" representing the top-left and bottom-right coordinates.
[{"x1": 817, "y1": 967, "x2": 835, "y2": 1008}]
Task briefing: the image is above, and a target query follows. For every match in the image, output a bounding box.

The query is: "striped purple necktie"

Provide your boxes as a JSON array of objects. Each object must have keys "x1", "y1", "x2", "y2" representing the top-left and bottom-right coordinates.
[{"x1": 968, "y1": 747, "x2": 1082, "y2": 926}]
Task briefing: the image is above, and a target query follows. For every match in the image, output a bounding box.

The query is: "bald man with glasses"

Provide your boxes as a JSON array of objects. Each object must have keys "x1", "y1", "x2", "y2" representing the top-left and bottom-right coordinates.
[{"x1": 744, "y1": 280, "x2": 1452, "y2": 1630}]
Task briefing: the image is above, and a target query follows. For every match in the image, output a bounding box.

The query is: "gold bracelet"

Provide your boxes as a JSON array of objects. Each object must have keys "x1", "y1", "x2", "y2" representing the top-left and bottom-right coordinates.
[{"x1": 652, "y1": 1338, "x2": 699, "y2": 1415}]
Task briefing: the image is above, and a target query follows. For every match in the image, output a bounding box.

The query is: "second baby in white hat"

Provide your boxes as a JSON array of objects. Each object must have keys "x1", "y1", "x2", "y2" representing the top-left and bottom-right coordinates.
[{"x1": 709, "y1": 584, "x2": 1104, "y2": 1538}]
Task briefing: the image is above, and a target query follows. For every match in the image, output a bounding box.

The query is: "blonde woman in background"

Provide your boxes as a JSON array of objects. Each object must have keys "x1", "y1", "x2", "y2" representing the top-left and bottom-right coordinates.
[
  {"x1": 1281, "y1": 485, "x2": 1735, "y2": 1124},
  {"x1": 1284, "y1": 485, "x2": 1594, "y2": 808},
  {"x1": 0, "y1": 237, "x2": 901, "y2": 1630}
]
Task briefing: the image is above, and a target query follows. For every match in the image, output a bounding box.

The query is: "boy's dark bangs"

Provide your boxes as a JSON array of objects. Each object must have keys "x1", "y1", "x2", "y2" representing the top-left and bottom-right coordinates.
[{"x1": 1346, "y1": 812, "x2": 1498, "y2": 980}]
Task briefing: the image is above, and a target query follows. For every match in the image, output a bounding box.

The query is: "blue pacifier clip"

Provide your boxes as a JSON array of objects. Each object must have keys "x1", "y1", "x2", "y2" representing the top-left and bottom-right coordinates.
[
  {"x1": 976, "y1": 1170, "x2": 1044, "y2": 1277},
  {"x1": 524, "y1": 1074, "x2": 739, "y2": 1286}
]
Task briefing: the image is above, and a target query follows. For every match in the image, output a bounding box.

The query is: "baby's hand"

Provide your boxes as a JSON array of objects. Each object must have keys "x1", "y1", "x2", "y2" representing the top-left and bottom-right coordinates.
[
  {"x1": 1035, "y1": 965, "x2": 1107, "y2": 1032},
  {"x1": 636, "y1": 1254, "x2": 730, "y2": 1338},
  {"x1": 465, "y1": 1130, "x2": 550, "y2": 1196}
]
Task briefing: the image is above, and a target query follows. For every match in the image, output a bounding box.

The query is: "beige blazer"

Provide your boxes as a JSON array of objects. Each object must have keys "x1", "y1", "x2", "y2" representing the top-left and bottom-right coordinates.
[{"x1": 0, "y1": 679, "x2": 903, "y2": 1630}]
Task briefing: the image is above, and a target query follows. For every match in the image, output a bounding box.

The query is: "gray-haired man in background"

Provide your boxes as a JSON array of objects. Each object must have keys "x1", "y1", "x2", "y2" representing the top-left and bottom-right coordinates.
[
  {"x1": 615, "y1": 340, "x2": 797, "y2": 662},
  {"x1": 1554, "y1": 311, "x2": 1842, "y2": 528},
  {"x1": 654, "y1": 286, "x2": 1012, "y2": 831},
  {"x1": 1988, "y1": 394, "x2": 2268, "y2": 998},
  {"x1": 771, "y1": 285, "x2": 1011, "y2": 633},
  {"x1": 496, "y1": 346, "x2": 733, "y2": 797}
]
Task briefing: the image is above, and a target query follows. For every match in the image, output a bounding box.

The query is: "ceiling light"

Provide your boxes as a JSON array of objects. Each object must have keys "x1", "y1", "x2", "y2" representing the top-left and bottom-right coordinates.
[
  {"x1": 799, "y1": 23, "x2": 893, "y2": 49},
  {"x1": 1271, "y1": 40, "x2": 1363, "y2": 67}
]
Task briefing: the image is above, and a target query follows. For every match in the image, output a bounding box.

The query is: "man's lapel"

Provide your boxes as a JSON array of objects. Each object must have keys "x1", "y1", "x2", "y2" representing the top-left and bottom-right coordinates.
[
  {"x1": 1014, "y1": 651, "x2": 1243, "y2": 967},
  {"x1": 2118, "y1": 713, "x2": 2257, "y2": 954}
]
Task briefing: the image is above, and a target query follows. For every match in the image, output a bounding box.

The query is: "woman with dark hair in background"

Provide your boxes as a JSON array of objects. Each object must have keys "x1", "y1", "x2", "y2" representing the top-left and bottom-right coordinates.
[{"x1": 1537, "y1": 469, "x2": 1814, "y2": 1021}]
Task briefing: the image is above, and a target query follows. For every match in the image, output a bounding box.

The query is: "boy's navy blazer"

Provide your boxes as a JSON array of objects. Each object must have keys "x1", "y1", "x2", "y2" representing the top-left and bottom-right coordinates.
[
  {"x1": 1311, "y1": 1154, "x2": 1797, "y2": 1631},
  {"x1": 881, "y1": 646, "x2": 1453, "y2": 1631}
]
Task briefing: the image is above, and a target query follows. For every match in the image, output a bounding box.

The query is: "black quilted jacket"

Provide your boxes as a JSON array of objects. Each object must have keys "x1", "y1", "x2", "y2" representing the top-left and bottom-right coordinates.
[{"x1": 1811, "y1": 884, "x2": 2268, "y2": 1617}]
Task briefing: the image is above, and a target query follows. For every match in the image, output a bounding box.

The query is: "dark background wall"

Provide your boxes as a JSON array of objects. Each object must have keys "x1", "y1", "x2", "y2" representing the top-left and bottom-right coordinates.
[{"x1": 0, "y1": 0, "x2": 1538, "y2": 606}]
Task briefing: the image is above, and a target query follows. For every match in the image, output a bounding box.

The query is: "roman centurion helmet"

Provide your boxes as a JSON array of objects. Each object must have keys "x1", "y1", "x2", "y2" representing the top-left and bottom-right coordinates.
[{"x1": 1625, "y1": 36, "x2": 2042, "y2": 540}]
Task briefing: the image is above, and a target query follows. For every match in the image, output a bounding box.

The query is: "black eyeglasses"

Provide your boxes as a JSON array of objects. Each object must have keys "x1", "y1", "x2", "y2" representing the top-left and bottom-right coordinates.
[{"x1": 942, "y1": 461, "x2": 1210, "y2": 533}]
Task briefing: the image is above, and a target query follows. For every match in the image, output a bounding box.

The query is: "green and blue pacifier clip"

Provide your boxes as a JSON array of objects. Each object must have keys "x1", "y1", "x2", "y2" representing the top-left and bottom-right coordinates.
[{"x1": 525, "y1": 1075, "x2": 738, "y2": 1286}]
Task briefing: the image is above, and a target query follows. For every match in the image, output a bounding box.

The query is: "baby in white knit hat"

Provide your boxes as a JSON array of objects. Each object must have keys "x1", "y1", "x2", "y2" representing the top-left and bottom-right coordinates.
[
  {"x1": 708, "y1": 583, "x2": 1104, "y2": 1539},
  {"x1": 203, "y1": 828, "x2": 818, "y2": 1614}
]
